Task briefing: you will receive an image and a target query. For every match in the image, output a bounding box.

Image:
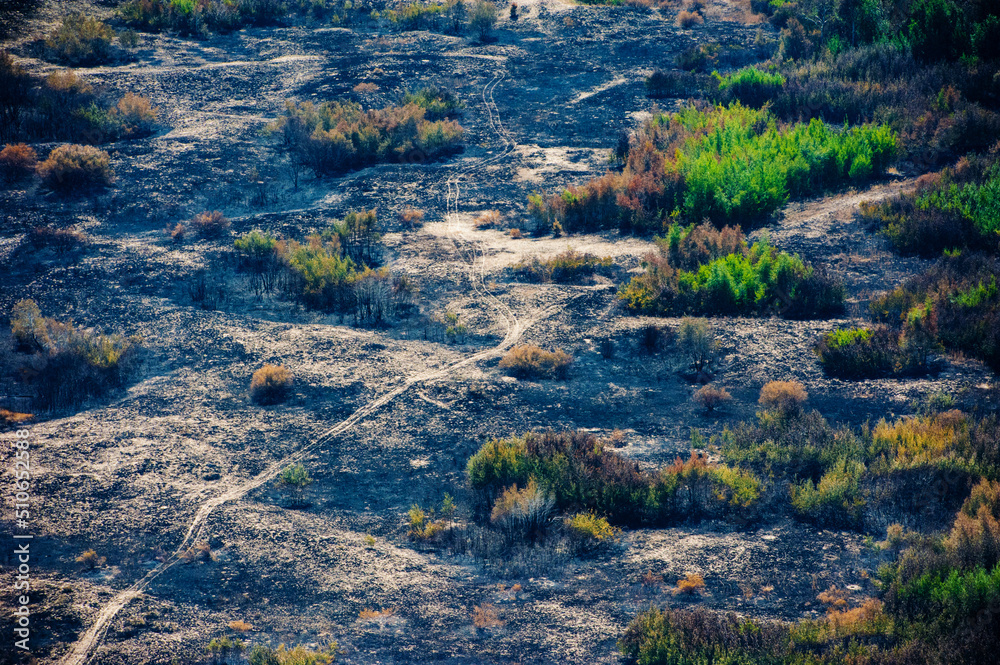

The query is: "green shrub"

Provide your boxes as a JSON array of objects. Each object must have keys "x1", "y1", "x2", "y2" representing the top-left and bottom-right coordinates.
[
  {"x1": 860, "y1": 154, "x2": 1000, "y2": 257},
  {"x1": 8, "y1": 299, "x2": 142, "y2": 410},
  {"x1": 279, "y1": 462, "x2": 311, "y2": 487},
  {"x1": 235, "y1": 230, "x2": 281, "y2": 296},
  {"x1": 790, "y1": 456, "x2": 866, "y2": 527},
  {"x1": 250, "y1": 364, "x2": 293, "y2": 404},
  {"x1": 498, "y1": 345, "x2": 572, "y2": 379},
  {"x1": 816, "y1": 326, "x2": 926, "y2": 379},
  {"x1": 45, "y1": 14, "x2": 114, "y2": 66},
  {"x1": 564, "y1": 512, "x2": 619, "y2": 551},
  {"x1": 531, "y1": 103, "x2": 896, "y2": 233},
  {"x1": 36, "y1": 144, "x2": 113, "y2": 191},
  {"x1": 618, "y1": 237, "x2": 844, "y2": 318},
  {"x1": 119, "y1": 0, "x2": 287, "y2": 35},
  {"x1": 711, "y1": 66, "x2": 785, "y2": 107},
  {"x1": 467, "y1": 431, "x2": 759, "y2": 526},
  {"x1": 677, "y1": 317, "x2": 716, "y2": 372},
  {"x1": 468, "y1": 0, "x2": 498, "y2": 40},
  {"x1": 402, "y1": 86, "x2": 464, "y2": 120},
  {"x1": 870, "y1": 254, "x2": 1000, "y2": 371},
  {"x1": 269, "y1": 99, "x2": 464, "y2": 175}
]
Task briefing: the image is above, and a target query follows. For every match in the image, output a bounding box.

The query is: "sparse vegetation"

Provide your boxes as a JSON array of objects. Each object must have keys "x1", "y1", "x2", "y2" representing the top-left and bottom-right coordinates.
[
  {"x1": 816, "y1": 326, "x2": 928, "y2": 378},
  {"x1": 511, "y1": 248, "x2": 612, "y2": 283},
  {"x1": 468, "y1": 0, "x2": 498, "y2": 41},
  {"x1": 45, "y1": 14, "x2": 114, "y2": 66},
  {"x1": 119, "y1": 0, "x2": 288, "y2": 35},
  {"x1": 499, "y1": 345, "x2": 573, "y2": 380},
  {"x1": 692, "y1": 384, "x2": 731, "y2": 412},
  {"x1": 191, "y1": 210, "x2": 231, "y2": 239},
  {"x1": 673, "y1": 572, "x2": 705, "y2": 595},
  {"x1": 268, "y1": 99, "x2": 464, "y2": 176},
  {"x1": 6, "y1": 299, "x2": 142, "y2": 410}
]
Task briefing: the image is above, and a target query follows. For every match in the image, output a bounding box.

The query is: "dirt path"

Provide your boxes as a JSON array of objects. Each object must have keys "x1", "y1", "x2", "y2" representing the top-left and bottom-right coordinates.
[{"x1": 59, "y1": 66, "x2": 553, "y2": 665}]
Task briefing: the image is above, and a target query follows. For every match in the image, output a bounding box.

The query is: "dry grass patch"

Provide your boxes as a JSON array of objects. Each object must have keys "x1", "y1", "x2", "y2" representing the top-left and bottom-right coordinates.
[
  {"x1": 475, "y1": 209, "x2": 502, "y2": 229},
  {"x1": 499, "y1": 344, "x2": 572, "y2": 380},
  {"x1": 674, "y1": 572, "x2": 706, "y2": 595},
  {"x1": 472, "y1": 603, "x2": 504, "y2": 629}
]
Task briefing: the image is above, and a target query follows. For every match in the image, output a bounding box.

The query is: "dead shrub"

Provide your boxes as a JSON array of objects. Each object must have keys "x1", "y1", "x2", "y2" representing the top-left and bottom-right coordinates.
[
  {"x1": 76, "y1": 549, "x2": 105, "y2": 569},
  {"x1": 693, "y1": 384, "x2": 732, "y2": 413},
  {"x1": 36, "y1": 144, "x2": 113, "y2": 191},
  {"x1": 0, "y1": 409, "x2": 33, "y2": 425},
  {"x1": 250, "y1": 364, "x2": 292, "y2": 405},
  {"x1": 352, "y1": 82, "x2": 379, "y2": 93},
  {"x1": 399, "y1": 207, "x2": 424, "y2": 228},
  {"x1": 472, "y1": 603, "x2": 504, "y2": 629},
  {"x1": 491, "y1": 479, "x2": 555, "y2": 542},
  {"x1": 509, "y1": 228, "x2": 523, "y2": 239},
  {"x1": 475, "y1": 209, "x2": 502, "y2": 229},
  {"x1": 817, "y1": 586, "x2": 848, "y2": 609},
  {"x1": 359, "y1": 608, "x2": 396, "y2": 621},
  {"x1": 675, "y1": 9, "x2": 704, "y2": 28},
  {"x1": 227, "y1": 620, "x2": 253, "y2": 632},
  {"x1": 0, "y1": 143, "x2": 36, "y2": 182},
  {"x1": 499, "y1": 344, "x2": 572, "y2": 380},
  {"x1": 674, "y1": 572, "x2": 706, "y2": 595},
  {"x1": 191, "y1": 210, "x2": 230, "y2": 238},
  {"x1": 758, "y1": 380, "x2": 807, "y2": 415},
  {"x1": 114, "y1": 92, "x2": 158, "y2": 137}
]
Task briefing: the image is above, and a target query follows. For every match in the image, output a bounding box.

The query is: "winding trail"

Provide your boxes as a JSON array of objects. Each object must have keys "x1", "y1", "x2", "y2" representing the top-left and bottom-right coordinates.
[{"x1": 60, "y1": 66, "x2": 546, "y2": 665}]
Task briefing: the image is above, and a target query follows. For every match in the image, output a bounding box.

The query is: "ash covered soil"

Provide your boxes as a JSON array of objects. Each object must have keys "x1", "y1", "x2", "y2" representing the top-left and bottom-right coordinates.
[{"x1": 1, "y1": 1, "x2": 997, "y2": 664}]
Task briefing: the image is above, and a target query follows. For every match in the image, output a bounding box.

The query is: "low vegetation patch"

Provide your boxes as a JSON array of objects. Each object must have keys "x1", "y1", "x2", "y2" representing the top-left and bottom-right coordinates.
[
  {"x1": 0, "y1": 58, "x2": 159, "y2": 144},
  {"x1": 816, "y1": 326, "x2": 928, "y2": 378},
  {"x1": 860, "y1": 151, "x2": 1000, "y2": 257},
  {"x1": 0, "y1": 143, "x2": 37, "y2": 183},
  {"x1": 268, "y1": 99, "x2": 463, "y2": 175},
  {"x1": 529, "y1": 103, "x2": 895, "y2": 234},
  {"x1": 250, "y1": 364, "x2": 292, "y2": 404},
  {"x1": 467, "y1": 430, "x2": 761, "y2": 527},
  {"x1": 618, "y1": 236, "x2": 844, "y2": 318},
  {"x1": 870, "y1": 253, "x2": 1000, "y2": 371},
  {"x1": 498, "y1": 345, "x2": 573, "y2": 380},
  {"x1": 510, "y1": 248, "x2": 612, "y2": 283},
  {"x1": 5, "y1": 299, "x2": 141, "y2": 410},
  {"x1": 621, "y1": 480, "x2": 1000, "y2": 665},
  {"x1": 119, "y1": 0, "x2": 287, "y2": 36},
  {"x1": 37, "y1": 144, "x2": 113, "y2": 191},
  {"x1": 711, "y1": 65, "x2": 785, "y2": 107},
  {"x1": 45, "y1": 13, "x2": 114, "y2": 66}
]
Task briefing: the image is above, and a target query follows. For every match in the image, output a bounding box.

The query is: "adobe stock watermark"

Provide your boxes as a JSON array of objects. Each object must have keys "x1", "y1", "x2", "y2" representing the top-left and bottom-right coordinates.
[{"x1": 9, "y1": 424, "x2": 34, "y2": 653}]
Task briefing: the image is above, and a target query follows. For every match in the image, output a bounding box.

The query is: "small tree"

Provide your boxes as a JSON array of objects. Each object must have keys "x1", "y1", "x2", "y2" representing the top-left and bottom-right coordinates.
[
  {"x1": 677, "y1": 317, "x2": 715, "y2": 372},
  {"x1": 469, "y1": 1, "x2": 498, "y2": 41}
]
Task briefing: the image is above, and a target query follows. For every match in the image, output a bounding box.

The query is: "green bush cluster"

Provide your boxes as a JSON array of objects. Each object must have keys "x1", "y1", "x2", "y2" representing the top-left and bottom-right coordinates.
[
  {"x1": 511, "y1": 248, "x2": 612, "y2": 283},
  {"x1": 618, "y1": 236, "x2": 844, "y2": 319},
  {"x1": 860, "y1": 153, "x2": 1000, "y2": 257},
  {"x1": 119, "y1": 0, "x2": 287, "y2": 35},
  {"x1": 871, "y1": 254, "x2": 1000, "y2": 371},
  {"x1": 815, "y1": 326, "x2": 928, "y2": 379},
  {"x1": 530, "y1": 103, "x2": 895, "y2": 234},
  {"x1": 711, "y1": 65, "x2": 786, "y2": 107},
  {"x1": 466, "y1": 431, "x2": 760, "y2": 527},
  {"x1": 723, "y1": 404, "x2": 999, "y2": 528},
  {"x1": 269, "y1": 99, "x2": 464, "y2": 175}
]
